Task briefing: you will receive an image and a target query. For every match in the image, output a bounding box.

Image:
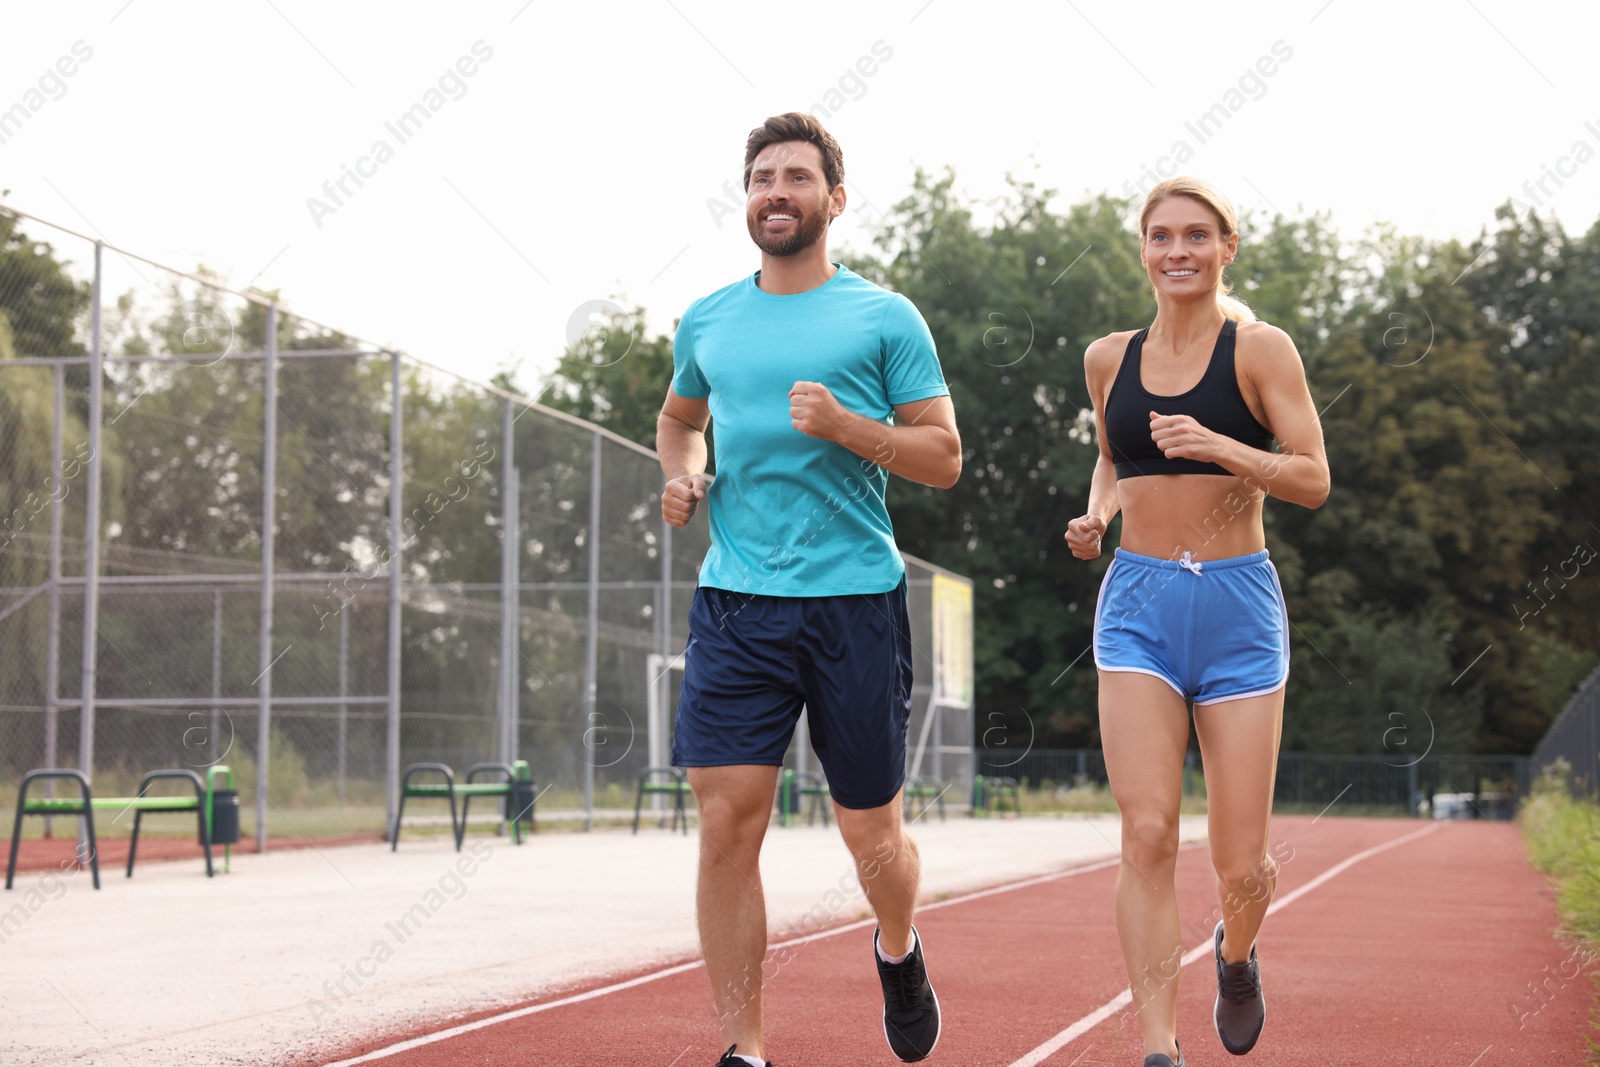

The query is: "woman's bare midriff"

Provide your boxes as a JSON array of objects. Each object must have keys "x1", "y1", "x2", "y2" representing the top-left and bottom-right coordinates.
[{"x1": 1116, "y1": 472, "x2": 1267, "y2": 561}]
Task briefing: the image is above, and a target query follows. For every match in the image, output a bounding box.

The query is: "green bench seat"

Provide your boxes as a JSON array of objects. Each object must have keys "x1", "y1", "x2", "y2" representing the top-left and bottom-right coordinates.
[
  {"x1": 23, "y1": 796, "x2": 200, "y2": 812},
  {"x1": 392, "y1": 761, "x2": 536, "y2": 851},
  {"x1": 777, "y1": 769, "x2": 830, "y2": 828},
  {"x1": 634, "y1": 768, "x2": 693, "y2": 835},
  {"x1": 902, "y1": 776, "x2": 948, "y2": 822},
  {"x1": 972, "y1": 774, "x2": 1020, "y2": 817},
  {"x1": 7, "y1": 766, "x2": 237, "y2": 890}
]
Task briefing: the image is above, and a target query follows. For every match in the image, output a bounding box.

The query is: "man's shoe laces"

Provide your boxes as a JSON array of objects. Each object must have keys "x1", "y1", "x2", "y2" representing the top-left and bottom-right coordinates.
[{"x1": 883, "y1": 961, "x2": 926, "y2": 1017}]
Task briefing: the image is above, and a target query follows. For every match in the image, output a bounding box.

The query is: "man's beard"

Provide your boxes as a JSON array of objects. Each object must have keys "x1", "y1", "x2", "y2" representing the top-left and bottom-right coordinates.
[{"x1": 747, "y1": 204, "x2": 830, "y2": 258}]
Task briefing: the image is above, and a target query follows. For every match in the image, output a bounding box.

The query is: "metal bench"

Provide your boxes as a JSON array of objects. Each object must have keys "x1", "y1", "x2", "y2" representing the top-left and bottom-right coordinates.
[
  {"x1": 393, "y1": 761, "x2": 536, "y2": 851},
  {"x1": 7, "y1": 766, "x2": 236, "y2": 890},
  {"x1": 633, "y1": 767, "x2": 692, "y2": 835},
  {"x1": 777, "y1": 769, "x2": 830, "y2": 828},
  {"x1": 392, "y1": 763, "x2": 458, "y2": 851},
  {"x1": 902, "y1": 775, "x2": 948, "y2": 822},
  {"x1": 455, "y1": 762, "x2": 537, "y2": 846},
  {"x1": 972, "y1": 774, "x2": 1020, "y2": 817}
]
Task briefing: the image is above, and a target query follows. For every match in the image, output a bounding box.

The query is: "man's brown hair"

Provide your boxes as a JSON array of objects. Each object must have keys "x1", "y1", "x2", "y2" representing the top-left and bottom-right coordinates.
[{"x1": 742, "y1": 112, "x2": 845, "y2": 192}]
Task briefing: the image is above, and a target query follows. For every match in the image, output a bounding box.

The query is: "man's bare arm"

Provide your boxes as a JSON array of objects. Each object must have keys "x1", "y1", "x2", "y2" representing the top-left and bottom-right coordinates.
[
  {"x1": 789, "y1": 384, "x2": 961, "y2": 488},
  {"x1": 657, "y1": 386, "x2": 712, "y2": 526}
]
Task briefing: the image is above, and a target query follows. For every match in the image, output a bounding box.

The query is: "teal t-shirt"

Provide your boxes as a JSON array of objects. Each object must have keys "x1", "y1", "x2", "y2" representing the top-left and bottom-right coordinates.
[{"x1": 672, "y1": 264, "x2": 949, "y2": 597}]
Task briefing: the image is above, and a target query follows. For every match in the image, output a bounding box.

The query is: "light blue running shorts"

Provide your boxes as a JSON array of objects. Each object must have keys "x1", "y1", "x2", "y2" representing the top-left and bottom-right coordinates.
[{"x1": 1092, "y1": 548, "x2": 1289, "y2": 705}]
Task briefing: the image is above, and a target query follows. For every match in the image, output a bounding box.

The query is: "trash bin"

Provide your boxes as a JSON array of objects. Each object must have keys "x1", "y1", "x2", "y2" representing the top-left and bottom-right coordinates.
[
  {"x1": 209, "y1": 789, "x2": 241, "y2": 845},
  {"x1": 507, "y1": 778, "x2": 536, "y2": 825},
  {"x1": 778, "y1": 769, "x2": 797, "y2": 826}
]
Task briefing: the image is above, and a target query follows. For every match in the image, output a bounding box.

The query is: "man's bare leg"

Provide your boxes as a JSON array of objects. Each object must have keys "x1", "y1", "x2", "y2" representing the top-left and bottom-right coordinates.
[
  {"x1": 690, "y1": 765, "x2": 780, "y2": 1061},
  {"x1": 833, "y1": 794, "x2": 921, "y2": 955}
]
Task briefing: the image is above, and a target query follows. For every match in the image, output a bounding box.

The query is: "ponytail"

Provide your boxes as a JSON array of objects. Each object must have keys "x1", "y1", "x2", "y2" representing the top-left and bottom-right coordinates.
[{"x1": 1218, "y1": 291, "x2": 1256, "y2": 323}]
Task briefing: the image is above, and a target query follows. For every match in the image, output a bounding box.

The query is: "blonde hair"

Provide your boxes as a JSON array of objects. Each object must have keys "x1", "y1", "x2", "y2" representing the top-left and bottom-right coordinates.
[{"x1": 1138, "y1": 177, "x2": 1257, "y2": 323}]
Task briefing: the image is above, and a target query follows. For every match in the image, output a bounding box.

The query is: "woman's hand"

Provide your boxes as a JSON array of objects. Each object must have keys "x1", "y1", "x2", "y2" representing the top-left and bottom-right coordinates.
[
  {"x1": 1148, "y1": 411, "x2": 1228, "y2": 464},
  {"x1": 1065, "y1": 515, "x2": 1108, "y2": 560}
]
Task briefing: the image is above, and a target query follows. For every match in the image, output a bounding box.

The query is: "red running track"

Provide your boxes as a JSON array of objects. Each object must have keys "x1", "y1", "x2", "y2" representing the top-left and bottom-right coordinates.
[{"x1": 313, "y1": 816, "x2": 1593, "y2": 1067}]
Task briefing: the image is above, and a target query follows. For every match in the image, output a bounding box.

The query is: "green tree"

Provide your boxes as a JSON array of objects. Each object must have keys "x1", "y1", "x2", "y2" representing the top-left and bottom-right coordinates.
[
  {"x1": 0, "y1": 214, "x2": 102, "y2": 717},
  {"x1": 1285, "y1": 608, "x2": 1481, "y2": 755},
  {"x1": 0, "y1": 210, "x2": 94, "y2": 547},
  {"x1": 0, "y1": 208, "x2": 89, "y2": 362},
  {"x1": 855, "y1": 172, "x2": 1153, "y2": 740},
  {"x1": 1453, "y1": 208, "x2": 1600, "y2": 738},
  {"x1": 1231, "y1": 208, "x2": 1348, "y2": 355},
  {"x1": 540, "y1": 304, "x2": 676, "y2": 451}
]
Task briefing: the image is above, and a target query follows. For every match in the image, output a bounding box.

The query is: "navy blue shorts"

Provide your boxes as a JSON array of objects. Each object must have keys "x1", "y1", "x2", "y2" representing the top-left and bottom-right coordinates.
[{"x1": 672, "y1": 581, "x2": 913, "y2": 810}]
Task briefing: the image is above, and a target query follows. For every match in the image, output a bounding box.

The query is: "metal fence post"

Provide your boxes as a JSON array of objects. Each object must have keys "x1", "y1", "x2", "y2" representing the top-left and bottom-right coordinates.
[
  {"x1": 386, "y1": 352, "x2": 403, "y2": 835},
  {"x1": 76, "y1": 241, "x2": 104, "y2": 863},
  {"x1": 660, "y1": 518, "x2": 673, "y2": 672},
  {"x1": 796, "y1": 711, "x2": 809, "y2": 776},
  {"x1": 255, "y1": 303, "x2": 279, "y2": 854},
  {"x1": 583, "y1": 430, "x2": 601, "y2": 830},
  {"x1": 499, "y1": 397, "x2": 518, "y2": 767},
  {"x1": 211, "y1": 589, "x2": 222, "y2": 765},
  {"x1": 338, "y1": 604, "x2": 348, "y2": 806},
  {"x1": 501, "y1": 472, "x2": 519, "y2": 764},
  {"x1": 649, "y1": 516, "x2": 673, "y2": 816},
  {"x1": 969, "y1": 746, "x2": 978, "y2": 812},
  {"x1": 44, "y1": 361, "x2": 64, "y2": 835}
]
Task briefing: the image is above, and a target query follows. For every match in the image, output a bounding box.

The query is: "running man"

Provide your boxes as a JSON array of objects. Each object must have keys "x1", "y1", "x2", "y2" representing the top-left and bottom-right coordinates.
[
  {"x1": 657, "y1": 113, "x2": 961, "y2": 1067},
  {"x1": 1065, "y1": 177, "x2": 1329, "y2": 1067}
]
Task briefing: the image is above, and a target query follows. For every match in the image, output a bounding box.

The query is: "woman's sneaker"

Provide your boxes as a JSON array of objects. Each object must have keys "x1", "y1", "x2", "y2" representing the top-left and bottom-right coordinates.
[
  {"x1": 1213, "y1": 921, "x2": 1265, "y2": 1054},
  {"x1": 875, "y1": 927, "x2": 941, "y2": 1062},
  {"x1": 1142, "y1": 1039, "x2": 1186, "y2": 1066}
]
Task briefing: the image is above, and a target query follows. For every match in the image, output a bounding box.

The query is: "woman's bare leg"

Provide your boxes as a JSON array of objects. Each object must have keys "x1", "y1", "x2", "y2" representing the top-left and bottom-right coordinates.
[
  {"x1": 1193, "y1": 686, "x2": 1285, "y2": 963},
  {"x1": 1100, "y1": 671, "x2": 1191, "y2": 1061}
]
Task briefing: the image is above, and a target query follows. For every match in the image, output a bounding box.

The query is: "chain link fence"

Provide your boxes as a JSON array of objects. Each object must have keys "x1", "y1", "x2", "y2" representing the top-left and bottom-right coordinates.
[
  {"x1": 976, "y1": 748, "x2": 1532, "y2": 820},
  {"x1": 1533, "y1": 664, "x2": 1600, "y2": 799},
  {"x1": 0, "y1": 206, "x2": 975, "y2": 847}
]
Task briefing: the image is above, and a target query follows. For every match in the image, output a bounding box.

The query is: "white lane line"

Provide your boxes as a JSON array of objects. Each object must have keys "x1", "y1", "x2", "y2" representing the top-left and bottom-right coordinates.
[
  {"x1": 1006, "y1": 821, "x2": 1445, "y2": 1067},
  {"x1": 319, "y1": 959, "x2": 708, "y2": 1067},
  {"x1": 319, "y1": 846, "x2": 1185, "y2": 1066}
]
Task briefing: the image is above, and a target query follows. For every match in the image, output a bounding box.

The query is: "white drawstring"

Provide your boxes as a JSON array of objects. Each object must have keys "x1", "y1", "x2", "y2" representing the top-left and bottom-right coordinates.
[{"x1": 1178, "y1": 551, "x2": 1203, "y2": 576}]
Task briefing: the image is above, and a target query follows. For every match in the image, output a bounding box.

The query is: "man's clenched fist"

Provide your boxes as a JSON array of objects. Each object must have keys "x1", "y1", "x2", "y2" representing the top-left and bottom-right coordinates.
[
  {"x1": 789, "y1": 381, "x2": 849, "y2": 441},
  {"x1": 663, "y1": 473, "x2": 713, "y2": 527}
]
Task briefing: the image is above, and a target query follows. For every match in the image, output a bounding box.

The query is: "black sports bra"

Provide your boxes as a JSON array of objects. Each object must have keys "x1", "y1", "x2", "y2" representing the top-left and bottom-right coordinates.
[{"x1": 1103, "y1": 319, "x2": 1274, "y2": 479}]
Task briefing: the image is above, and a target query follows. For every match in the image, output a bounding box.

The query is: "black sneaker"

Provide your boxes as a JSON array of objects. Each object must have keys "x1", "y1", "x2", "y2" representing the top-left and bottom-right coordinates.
[
  {"x1": 714, "y1": 1044, "x2": 770, "y2": 1067},
  {"x1": 1213, "y1": 921, "x2": 1265, "y2": 1054},
  {"x1": 1143, "y1": 1039, "x2": 1186, "y2": 1066},
  {"x1": 875, "y1": 926, "x2": 941, "y2": 1062}
]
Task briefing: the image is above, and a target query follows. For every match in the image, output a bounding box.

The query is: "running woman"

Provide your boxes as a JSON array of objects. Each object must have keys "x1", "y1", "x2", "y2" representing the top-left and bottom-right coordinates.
[
  {"x1": 1065, "y1": 177, "x2": 1329, "y2": 1067},
  {"x1": 657, "y1": 112, "x2": 961, "y2": 1067}
]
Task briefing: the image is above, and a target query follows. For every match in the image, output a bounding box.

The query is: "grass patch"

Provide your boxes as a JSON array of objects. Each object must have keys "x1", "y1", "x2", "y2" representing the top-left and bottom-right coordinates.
[
  {"x1": 1519, "y1": 759, "x2": 1600, "y2": 1061},
  {"x1": 1269, "y1": 802, "x2": 1412, "y2": 819},
  {"x1": 999, "y1": 781, "x2": 1208, "y2": 818}
]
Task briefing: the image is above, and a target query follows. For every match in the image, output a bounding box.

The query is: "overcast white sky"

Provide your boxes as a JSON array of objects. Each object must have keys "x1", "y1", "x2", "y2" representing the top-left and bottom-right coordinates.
[{"x1": 3, "y1": 1, "x2": 1596, "y2": 394}]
